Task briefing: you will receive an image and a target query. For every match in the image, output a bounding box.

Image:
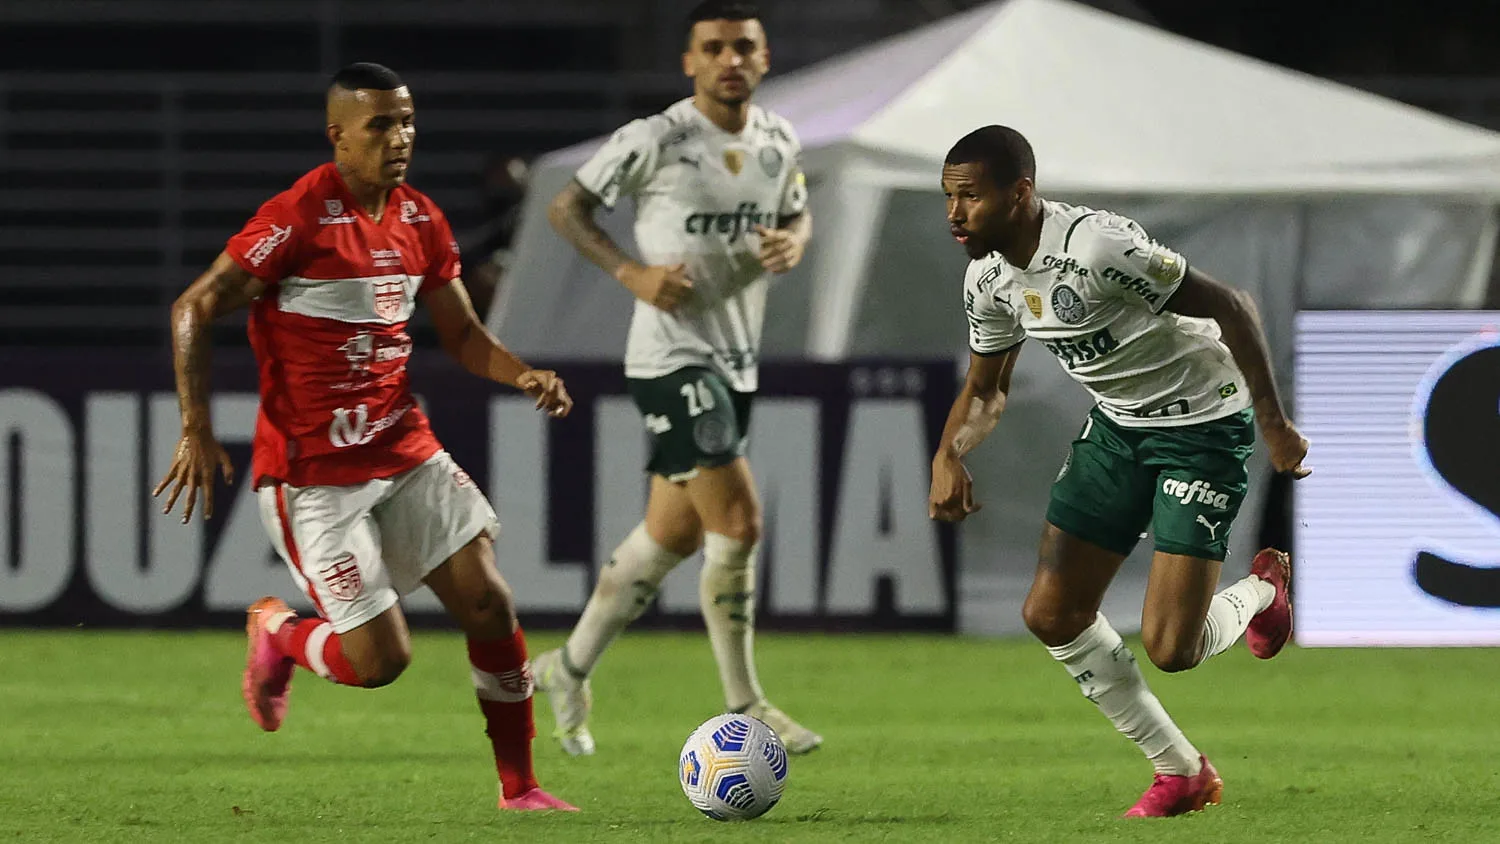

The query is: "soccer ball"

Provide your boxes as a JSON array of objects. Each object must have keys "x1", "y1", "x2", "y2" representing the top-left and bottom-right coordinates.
[{"x1": 678, "y1": 713, "x2": 789, "y2": 821}]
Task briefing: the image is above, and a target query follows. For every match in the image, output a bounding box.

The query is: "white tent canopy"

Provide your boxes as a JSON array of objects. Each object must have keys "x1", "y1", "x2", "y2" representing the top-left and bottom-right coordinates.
[
  {"x1": 493, "y1": 0, "x2": 1500, "y2": 359},
  {"x1": 765, "y1": 0, "x2": 1500, "y2": 196},
  {"x1": 488, "y1": 0, "x2": 1500, "y2": 635}
]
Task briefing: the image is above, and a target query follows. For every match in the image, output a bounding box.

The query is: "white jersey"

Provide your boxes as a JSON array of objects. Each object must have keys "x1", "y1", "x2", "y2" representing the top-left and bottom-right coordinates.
[
  {"x1": 964, "y1": 201, "x2": 1251, "y2": 427},
  {"x1": 574, "y1": 98, "x2": 808, "y2": 393}
]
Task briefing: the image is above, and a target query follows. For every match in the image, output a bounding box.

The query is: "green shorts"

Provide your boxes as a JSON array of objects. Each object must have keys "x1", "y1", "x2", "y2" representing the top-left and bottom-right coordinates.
[
  {"x1": 1046, "y1": 406, "x2": 1255, "y2": 561},
  {"x1": 626, "y1": 366, "x2": 753, "y2": 481}
]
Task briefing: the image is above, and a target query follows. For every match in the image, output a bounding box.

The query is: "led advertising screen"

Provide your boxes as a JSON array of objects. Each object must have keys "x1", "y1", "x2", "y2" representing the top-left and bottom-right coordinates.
[{"x1": 1295, "y1": 311, "x2": 1500, "y2": 646}]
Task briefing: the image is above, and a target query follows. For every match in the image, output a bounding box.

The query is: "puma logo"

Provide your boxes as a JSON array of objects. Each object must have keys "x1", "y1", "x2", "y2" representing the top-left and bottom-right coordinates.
[{"x1": 1196, "y1": 514, "x2": 1222, "y2": 540}]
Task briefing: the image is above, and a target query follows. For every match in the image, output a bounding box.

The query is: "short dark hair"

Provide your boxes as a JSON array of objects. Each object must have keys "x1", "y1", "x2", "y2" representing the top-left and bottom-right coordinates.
[
  {"x1": 685, "y1": 0, "x2": 761, "y2": 45},
  {"x1": 945, "y1": 125, "x2": 1036, "y2": 187},
  {"x1": 329, "y1": 62, "x2": 405, "y2": 92}
]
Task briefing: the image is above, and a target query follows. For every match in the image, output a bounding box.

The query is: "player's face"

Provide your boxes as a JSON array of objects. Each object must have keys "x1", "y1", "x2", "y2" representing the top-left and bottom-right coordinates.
[
  {"x1": 328, "y1": 87, "x2": 416, "y2": 190},
  {"x1": 942, "y1": 162, "x2": 1028, "y2": 260},
  {"x1": 683, "y1": 19, "x2": 769, "y2": 106}
]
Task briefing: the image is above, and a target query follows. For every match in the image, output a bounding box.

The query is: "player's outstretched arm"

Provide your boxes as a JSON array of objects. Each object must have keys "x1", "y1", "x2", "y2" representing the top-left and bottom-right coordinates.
[
  {"x1": 1165, "y1": 269, "x2": 1309, "y2": 478},
  {"x1": 153, "y1": 253, "x2": 264, "y2": 522},
  {"x1": 546, "y1": 180, "x2": 693, "y2": 312},
  {"x1": 425, "y1": 278, "x2": 572, "y2": 418},
  {"x1": 930, "y1": 346, "x2": 1021, "y2": 522}
]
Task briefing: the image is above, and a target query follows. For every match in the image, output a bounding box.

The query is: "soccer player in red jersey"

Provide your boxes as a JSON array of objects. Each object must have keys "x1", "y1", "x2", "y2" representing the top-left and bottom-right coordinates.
[{"x1": 153, "y1": 63, "x2": 576, "y2": 812}]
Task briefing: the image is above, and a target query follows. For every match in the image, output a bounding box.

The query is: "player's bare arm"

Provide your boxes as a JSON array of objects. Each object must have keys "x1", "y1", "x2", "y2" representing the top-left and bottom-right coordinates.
[
  {"x1": 1166, "y1": 269, "x2": 1309, "y2": 478},
  {"x1": 424, "y1": 278, "x2": 572, "y2": 417},
  {"x1": 153, "y1": 253, "x2": 265, "y2": 522},
  {"x1": 754, "y1": 207, "x2": 812, "y2": 274},
  {"x1": 930, "y1": 345, "x2": 1022, "y2": 522},
  {"x1": 547, "y1": 179, "x2": 693, "y2": 312}
]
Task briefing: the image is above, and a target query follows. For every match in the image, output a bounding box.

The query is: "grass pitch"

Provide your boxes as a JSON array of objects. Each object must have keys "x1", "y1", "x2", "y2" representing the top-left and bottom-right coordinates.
[{"x1": 2, "y1": 629, "x2": 1497, "y2": 842}]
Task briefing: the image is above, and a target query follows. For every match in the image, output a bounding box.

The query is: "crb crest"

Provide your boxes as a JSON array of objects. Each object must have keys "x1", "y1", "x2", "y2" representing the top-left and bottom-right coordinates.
[
  {"x1": 320, "y1": 553, "x2": 363, "y2": 601},
  {"x1": 372, "y1": 277, "x2": 407, "y2": 321}
]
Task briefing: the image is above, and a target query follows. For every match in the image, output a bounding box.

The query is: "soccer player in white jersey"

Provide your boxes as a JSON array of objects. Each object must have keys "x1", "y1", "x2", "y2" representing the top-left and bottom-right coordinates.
[
  {"x1": 929, "y1": 126, "x2": 1310, "y2": 817},
  {"x1": 533, "y1": 0, "x2": 821, "y2": 756}
]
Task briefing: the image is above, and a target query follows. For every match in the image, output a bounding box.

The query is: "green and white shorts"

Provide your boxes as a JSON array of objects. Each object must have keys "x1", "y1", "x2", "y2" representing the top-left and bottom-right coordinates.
[
  {"x1": 626, "y1": 366, "x2": 753, "y2": 482},
  {"x1": 1046, "y1": 407, "x2": 1255, "y2": 560}
]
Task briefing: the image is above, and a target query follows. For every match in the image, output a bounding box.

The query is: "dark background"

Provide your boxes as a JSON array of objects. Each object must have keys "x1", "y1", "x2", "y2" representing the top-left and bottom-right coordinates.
[{"x1": 3, "y1": 0, "x2": 1498, "y2": 349}]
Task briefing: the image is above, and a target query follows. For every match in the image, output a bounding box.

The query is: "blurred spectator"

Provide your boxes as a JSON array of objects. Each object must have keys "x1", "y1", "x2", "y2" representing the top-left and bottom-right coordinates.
[{"x1": 463, "y1": 153, "x2": 532, "y2": 320}]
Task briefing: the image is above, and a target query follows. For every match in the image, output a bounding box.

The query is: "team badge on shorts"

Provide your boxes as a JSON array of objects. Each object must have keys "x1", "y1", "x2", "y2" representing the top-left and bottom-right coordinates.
[
  {"x1": 758, "y1": 146, "x2": 783, "y2": 178},
  {"x1": 693, "y1": 415, "x2": 734, "y2": 455},
  {"x1": 723, "y1": 149, "x2": 745, "y2": 176},
  {"x1": 1023, "y1": 288, "x2": 1044, "y2": 319},
  {"x1": 321, "y1": 553, "x2": 363, "y2": 602},
  {"x1": 1050, "y1": 284, "x2": 1087, "y2": 325}
]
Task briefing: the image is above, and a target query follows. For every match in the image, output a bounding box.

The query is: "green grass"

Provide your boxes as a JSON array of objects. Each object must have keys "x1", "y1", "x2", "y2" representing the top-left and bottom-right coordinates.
[{"x1": 1, "y1": 630, "x2": 1497, "y2": 842}]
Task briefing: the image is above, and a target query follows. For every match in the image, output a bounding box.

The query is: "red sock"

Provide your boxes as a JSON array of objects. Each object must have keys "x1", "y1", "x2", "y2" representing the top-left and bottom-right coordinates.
[
  {"x1": 270, "y1": 615, "x2": 362, "y2": 686},
  {"x1": 468, "y1": 628, "x2": 538, "y2": 799}
]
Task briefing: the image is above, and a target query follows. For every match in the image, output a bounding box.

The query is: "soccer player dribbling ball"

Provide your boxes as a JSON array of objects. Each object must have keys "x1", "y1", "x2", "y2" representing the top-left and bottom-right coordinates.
[
  {"x1": 930, "y1": 125, "x2": 1310, "y2": 818},
  {"x1": 153, "y1": 63, "x2": 576, "y2": 812},
  {"x1": 533, "y1": 0, "x2": 822, "y2": 757}
]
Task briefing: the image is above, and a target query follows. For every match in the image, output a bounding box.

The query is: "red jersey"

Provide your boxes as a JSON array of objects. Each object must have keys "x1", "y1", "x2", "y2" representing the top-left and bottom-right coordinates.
[{"x1": 225, "y1": 162, "x2": 460, "y2": 488}]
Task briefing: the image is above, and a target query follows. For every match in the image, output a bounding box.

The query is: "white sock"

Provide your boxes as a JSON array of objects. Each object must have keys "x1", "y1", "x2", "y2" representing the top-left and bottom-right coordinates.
[
  {"x1": 562, "y1": 523, "x2": 683, "y2": 677},
  {"x1": 700, "y1": 532, "x2": 765, "y2": 711},
  {"x1": 1197, "y1": 575, "x2": 1277, "y2": 663},
  {"x1": 1047, "y1": 613, "x2": 1202, "y2": 776}
]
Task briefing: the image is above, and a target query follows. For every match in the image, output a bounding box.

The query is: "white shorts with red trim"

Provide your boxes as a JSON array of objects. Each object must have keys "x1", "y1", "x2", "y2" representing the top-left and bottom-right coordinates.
[{"x1": 256, "y1": 450, "x2": 498, "y2": 633}]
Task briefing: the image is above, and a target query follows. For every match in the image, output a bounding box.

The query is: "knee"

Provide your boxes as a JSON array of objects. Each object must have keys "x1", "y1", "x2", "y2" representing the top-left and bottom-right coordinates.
[
  {"x1": 450, "y1": 579, "x2": 518, "y2": 639},
  {"x1": 1021, "y1": 597, "x2": 1096, "y2": 648},
  {"x1": 1140, "y1": 627, "x2": 1201, "y2": 673},
  {"x1": 352, "y1": 643, "x2": 412, "y2": 688},
  {"x1": 715, "y1": 503, "x2": 762, "y2": 547}
]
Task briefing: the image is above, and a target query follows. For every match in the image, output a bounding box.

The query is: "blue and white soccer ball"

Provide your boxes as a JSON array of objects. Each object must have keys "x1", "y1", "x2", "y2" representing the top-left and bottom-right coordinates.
[{"x1": 678, "y1": 713, "x2": 789, "y2": 821}]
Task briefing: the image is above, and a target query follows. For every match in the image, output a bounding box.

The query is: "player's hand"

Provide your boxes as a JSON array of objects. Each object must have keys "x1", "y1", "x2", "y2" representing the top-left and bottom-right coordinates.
[
  {"x1": 516, "y1": 369, "x2": 573, "y2": 418},
  {"x1": 1262, "y1": 418, "x2": 1311, "y2": 479},
  {"x1": 152, "y1": 427, "x2": 234, "y2": 524},
  {"x1": 755, "y1": 225, "x2": 805, "y2": 274},
  {"x1": 620, "y1": 263, "x2": 694, "y2": 313},
  {"x1": 929, "y1": 452, "x2": 981, "y2": 522}
]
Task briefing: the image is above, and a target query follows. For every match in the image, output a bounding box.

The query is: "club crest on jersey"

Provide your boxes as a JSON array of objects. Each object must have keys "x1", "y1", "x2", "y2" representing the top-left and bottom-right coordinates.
[
  {"x1": 723, "y1": 149, "x2": 745, "y2": 176},
  {"x1": 321, "y1": 553, "x2": 363, "y2": 601},
  {"x1": 1050, "y1": 284, "x2": 1088, "y2": 325},
  {"x1": 1022, "y1": 288, "x2": 1044, "y2": 318},
  {"x1": 758, "y1": 146, "x2": 783, "y2": 177},
  {"x1": 372, "y1": 277, "x2": 407, "y2": 321},
  {"x1": 325, "y1": 199, "x2": 343, "y2": 216}
]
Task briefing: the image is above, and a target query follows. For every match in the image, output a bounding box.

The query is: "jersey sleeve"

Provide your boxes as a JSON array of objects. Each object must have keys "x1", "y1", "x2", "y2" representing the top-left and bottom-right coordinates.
[
  {"x1": 419, "y1": 203, "x2": 461, "y2": 295},
  {"x1": 574, "y1": 118, "x2": 660, "y2": 210},
  {"x1": 1078, "y1": 212, "x2": 1189, "y2": 314},
  {"x1": 225, "y1": 196, "x2": 302, "y2": 282},
  {"x1": 778, "y1": 122, "x2": 809, "y2": 219},
  {"x1": 964, "y1": 264, "x2": 1025, "y2": 356}
]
